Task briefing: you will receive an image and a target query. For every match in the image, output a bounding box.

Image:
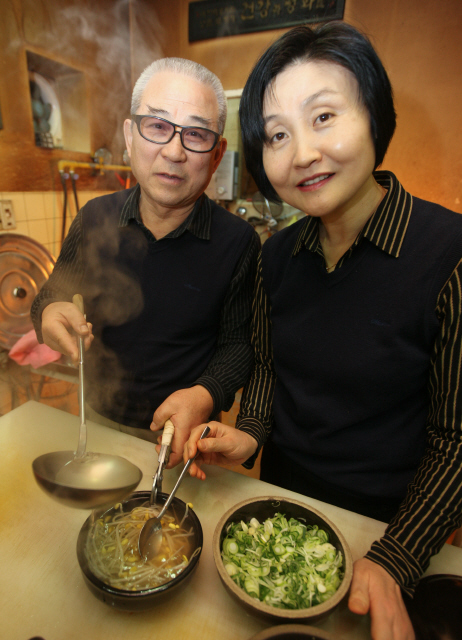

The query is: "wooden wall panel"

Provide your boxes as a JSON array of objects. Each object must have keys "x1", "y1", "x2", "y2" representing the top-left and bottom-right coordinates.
[
  {"x1": 176, "y1": 0, "x2": 462, "y2": 213},
  {"x1": 1, "y1": 0, "x2": 461, "y2": 211},
  {"x1": 0, "y1": 0, "x2": 133, "y2": 192}
]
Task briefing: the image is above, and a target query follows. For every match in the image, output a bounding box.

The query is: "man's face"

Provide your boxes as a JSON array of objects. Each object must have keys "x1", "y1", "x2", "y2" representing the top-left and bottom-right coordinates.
[{"x1": 124, "y1": 70, "x2": 226, "y2": 218}]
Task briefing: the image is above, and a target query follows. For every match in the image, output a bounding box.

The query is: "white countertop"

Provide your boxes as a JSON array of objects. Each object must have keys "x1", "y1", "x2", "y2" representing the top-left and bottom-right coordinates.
[{"x1": 1, "y1": 401, "x2": 461, "y2": 640}]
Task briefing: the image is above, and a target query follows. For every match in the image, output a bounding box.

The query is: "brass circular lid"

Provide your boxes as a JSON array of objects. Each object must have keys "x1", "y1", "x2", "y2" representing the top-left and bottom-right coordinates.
[{"x1": 0, "y1": 233, "x2": 55, "y2": 349}]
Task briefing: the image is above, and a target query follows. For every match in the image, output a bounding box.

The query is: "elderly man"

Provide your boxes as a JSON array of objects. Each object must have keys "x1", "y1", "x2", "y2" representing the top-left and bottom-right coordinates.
[{"x1": 31, "y1": 58, "x2": 259, "y2": 466}]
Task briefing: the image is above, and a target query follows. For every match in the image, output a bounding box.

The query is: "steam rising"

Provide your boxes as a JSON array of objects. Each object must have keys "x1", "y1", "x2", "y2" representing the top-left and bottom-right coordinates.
[
  {"x1": 82, "y1": 213, "x2": 148, "y2": 420},
  {"x1": 83, "y1": 215, "x2": 145, "y2": 327},
  {"x1": 19, "y1": 0, "x2": 164, "y2": 162},
  {"x1": 18, "y1": 0, "x2": 165, "y2": 418}
]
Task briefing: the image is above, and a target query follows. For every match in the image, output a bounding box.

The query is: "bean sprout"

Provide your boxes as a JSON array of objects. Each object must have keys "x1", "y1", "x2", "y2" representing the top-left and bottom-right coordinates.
[{"x1": 85, "y1": 504, "x2": 199, "y2": 591}]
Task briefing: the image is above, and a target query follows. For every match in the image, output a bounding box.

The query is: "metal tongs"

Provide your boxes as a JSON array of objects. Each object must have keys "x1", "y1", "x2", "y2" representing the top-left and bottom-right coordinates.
[
  {"x1": 139, "y1": 425, "x2": 210, "y2": 560},
  {"x1": 150, "y1": 419, "x2": 175, "y2": 506}
]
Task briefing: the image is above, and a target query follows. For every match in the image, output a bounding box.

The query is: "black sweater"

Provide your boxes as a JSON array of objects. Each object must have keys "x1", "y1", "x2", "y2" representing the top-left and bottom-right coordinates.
[
  {"x1": 32, "y1": 188, "x2": 257, "y2": 428},
  {"x1": 262, "y1": 195, "x2": 462, "y2": 501}
]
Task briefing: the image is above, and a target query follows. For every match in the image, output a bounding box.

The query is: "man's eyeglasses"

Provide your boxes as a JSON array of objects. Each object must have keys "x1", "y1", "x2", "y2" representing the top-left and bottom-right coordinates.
[{"x1": 131, "y1": 115, "x2": 222, "y2": 153}]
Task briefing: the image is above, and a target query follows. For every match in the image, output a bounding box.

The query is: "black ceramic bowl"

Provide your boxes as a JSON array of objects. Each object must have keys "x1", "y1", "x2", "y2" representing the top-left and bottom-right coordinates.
[
  {"x1": 404, "y1": 573, "x2": 462, "y2": 640},
  {"x1": 213, "y1": 496, "x2": 353, "y2": 624},
  {"x1": 248, "y1": 624, "x2": 335, "y2": 640},
  {"x1": 76, "y1": 490, "x2": 203, "y2": 611}
]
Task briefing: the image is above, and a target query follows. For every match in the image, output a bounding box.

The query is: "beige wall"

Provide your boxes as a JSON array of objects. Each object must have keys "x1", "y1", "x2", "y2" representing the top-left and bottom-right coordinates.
[{"x1": 172, "y1": 0, "x2": 462, "y2": 213}]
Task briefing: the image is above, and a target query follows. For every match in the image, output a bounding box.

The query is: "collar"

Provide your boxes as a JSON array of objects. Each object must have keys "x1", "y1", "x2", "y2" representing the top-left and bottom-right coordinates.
[
  {"x1": 118, "y1": 183, "x2": 212, "y2": 241},
  {"x1": 292, "y1": 171, "x2": 413, "y2": 258}
]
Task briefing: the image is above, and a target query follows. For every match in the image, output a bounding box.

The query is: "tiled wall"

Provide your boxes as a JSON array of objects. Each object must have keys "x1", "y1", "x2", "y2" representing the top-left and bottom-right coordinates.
[{"x1": 0, "y1": 190, "x2": 113, "y2": 258}]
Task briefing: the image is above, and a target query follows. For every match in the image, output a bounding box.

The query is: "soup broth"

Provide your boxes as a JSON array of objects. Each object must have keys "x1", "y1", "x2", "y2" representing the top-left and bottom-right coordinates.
[{"x1": 85, "y1": 502, "x2": 199, "y2": 591}]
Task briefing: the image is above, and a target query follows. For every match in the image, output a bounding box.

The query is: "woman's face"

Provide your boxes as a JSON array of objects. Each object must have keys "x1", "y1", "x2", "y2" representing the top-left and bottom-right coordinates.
[{"x1": 262, "y1": 60, "x2": 378, "y2": 222}]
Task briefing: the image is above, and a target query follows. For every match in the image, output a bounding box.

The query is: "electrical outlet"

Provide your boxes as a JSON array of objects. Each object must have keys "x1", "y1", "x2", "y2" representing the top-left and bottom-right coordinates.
[{"x1": 0, "y1": 200, "x2": 16, "y2": 229}]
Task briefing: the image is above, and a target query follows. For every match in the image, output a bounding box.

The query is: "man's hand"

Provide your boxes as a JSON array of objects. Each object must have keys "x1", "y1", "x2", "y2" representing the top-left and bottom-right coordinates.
[
  {"x1": 184, "y1": 421, "x2": 258, "y2": 479},
  {"x1": 41, "y1": 302, "x2": 93, "y2": 363},
  {"x1": 151, "y1": 386, "x2": 214, "y2": 467},
  {"x1": 349, "y1": 558, "x2": 415, "y2": 640}
]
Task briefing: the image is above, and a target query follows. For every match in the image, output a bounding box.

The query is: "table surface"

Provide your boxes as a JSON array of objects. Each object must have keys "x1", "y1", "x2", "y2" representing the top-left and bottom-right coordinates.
[{"x1": 1, "y1": 401, "x2": 461, "y2": 640}]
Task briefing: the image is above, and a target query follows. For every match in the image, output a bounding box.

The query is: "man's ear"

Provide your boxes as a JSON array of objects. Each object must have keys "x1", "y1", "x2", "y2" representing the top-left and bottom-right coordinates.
[
  {"x1": 211, "y1": 137, "x2": 228, "y2": 174},
  {"x1": 123, "y1": 118, "x2": 133, "y2": 157}
]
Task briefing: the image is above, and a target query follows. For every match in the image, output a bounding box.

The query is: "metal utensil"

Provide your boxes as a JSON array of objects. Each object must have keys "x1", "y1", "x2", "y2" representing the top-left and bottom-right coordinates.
[
  {"x1": 138, "y1": 425, "x2": 210, "y2": 560},
  {"x1": 74, "y1": 293, "x2": 87, "y2": 459},
  {"x1": 150, "y1": 419, "x2": 175, "y2": 506},
  {"x1": 31, "y1": 294, "x2": 142, "y2": 510}
]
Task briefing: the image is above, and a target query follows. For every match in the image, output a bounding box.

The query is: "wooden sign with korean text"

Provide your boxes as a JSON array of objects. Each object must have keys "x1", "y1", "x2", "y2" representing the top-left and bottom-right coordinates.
[{"x1": 189, "y1": 0, "x2": 345, "y2": 42}]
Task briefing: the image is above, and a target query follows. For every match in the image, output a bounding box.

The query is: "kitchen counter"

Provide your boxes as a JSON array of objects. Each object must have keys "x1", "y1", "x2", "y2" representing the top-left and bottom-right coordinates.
[{"x1": 1, "y1": 401, "x2": 461, "y2": 640}]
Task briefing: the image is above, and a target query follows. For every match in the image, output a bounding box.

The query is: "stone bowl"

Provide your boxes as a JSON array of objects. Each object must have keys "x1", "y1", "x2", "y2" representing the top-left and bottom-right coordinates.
[
  {"x1": 76, "y1": 490, "x2": 203, "y2": 611},
  {"x1": 213, "y1": 496, "x2": 353, "y2": 624},
  {"x1": 248, "y1": 624, "x2": 335, "y2": 639}
]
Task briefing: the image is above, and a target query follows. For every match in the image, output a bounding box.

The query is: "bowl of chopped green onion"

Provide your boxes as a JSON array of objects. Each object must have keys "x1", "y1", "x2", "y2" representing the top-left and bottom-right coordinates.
[{"x1": 213, "y1": 496, "x2": 353, "y2": 623}]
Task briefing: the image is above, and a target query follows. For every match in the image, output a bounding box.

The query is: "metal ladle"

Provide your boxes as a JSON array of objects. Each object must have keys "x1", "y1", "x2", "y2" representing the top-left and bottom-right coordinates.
[
  {"x1": 32, "y1": 294, "x2": 142, "y2": 510},
  {"x1": 138, "y1": 425, "x2": 210, "y2": 560}
]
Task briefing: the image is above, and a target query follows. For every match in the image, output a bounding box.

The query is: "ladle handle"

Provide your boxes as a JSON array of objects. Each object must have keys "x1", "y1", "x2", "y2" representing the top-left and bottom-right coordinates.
[
  {"x1": 73, "y1": 293, "x2": 84, "y2": 314},
  {"x1": 73, "y1": 294, "x2": 87, "y2": 458},
  {"x1": 157, "y1": 425, "x2": 210, "y2": 520}
]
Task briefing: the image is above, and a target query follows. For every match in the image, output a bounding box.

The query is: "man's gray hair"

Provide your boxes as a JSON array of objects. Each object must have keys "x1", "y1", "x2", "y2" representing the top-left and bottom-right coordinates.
[{"x1": 131, "y1": 57, "x2": 227, "y2": 135}]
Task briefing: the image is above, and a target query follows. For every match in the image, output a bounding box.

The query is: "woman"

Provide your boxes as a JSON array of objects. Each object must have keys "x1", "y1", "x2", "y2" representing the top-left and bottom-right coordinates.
[{"x1": 184, "y1": 22, "x2": 462, "y2": 639}]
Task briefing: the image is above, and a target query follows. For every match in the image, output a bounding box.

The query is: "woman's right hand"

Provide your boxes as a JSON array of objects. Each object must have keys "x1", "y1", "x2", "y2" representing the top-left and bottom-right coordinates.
[
  {"x1": 41, "y1": 302, "x2": 94, "y2": 364},
  {"x1": 184, "y1": 421, "x2": 258, "y2": 480}
]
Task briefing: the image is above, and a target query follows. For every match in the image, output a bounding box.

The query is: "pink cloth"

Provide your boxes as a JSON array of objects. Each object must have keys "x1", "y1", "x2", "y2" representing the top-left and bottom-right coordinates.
[{"x1": 9, "y1": 330, "x2": 61, "y2": 368}]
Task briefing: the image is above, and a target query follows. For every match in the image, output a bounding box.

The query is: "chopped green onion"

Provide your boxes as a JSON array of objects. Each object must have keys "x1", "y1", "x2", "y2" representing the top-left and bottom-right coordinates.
[{"x1": 221, "y1": 513, "x2": 344, "y2": 610}]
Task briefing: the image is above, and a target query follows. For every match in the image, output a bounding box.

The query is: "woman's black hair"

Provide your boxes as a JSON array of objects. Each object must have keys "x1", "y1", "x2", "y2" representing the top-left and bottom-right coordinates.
[{"x1": 239, "y1": 22, "x2": 396, "y2": 202}]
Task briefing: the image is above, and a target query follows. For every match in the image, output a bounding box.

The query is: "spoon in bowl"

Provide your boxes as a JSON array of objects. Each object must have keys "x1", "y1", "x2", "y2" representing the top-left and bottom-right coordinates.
[{"x1": 138, "y1": 425, "x2": 210, "y2": 561}]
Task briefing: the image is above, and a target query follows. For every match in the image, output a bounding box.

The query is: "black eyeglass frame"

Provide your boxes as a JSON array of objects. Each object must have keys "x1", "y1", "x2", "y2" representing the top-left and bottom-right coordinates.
[{"x1": 131, "y1": 114, "x2": 222, "y2": 153}]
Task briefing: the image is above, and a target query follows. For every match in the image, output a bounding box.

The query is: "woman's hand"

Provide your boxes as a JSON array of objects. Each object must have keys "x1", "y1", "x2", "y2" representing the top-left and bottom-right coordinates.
[
  {"x1": 184, "y1": 421, "x2": 258, "y2": 479},
  {"x1": 349, "y1": 558, "x2": 415, "y2": 640}
]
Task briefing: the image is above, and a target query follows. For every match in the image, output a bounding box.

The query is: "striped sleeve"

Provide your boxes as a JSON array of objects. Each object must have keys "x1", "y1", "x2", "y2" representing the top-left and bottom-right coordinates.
[
  {"x1": 30, "y1": 211, "x2": 85, "y2": 342},
  {"x1": 366, "y1": 259, "x2": 462, "y2": 594},
  {"x1": 235, "y1": 252, "x2": 276, "y2": 467},
  {"x1": 195, "y1": 230, "x2": 261, "y2": 415}
]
